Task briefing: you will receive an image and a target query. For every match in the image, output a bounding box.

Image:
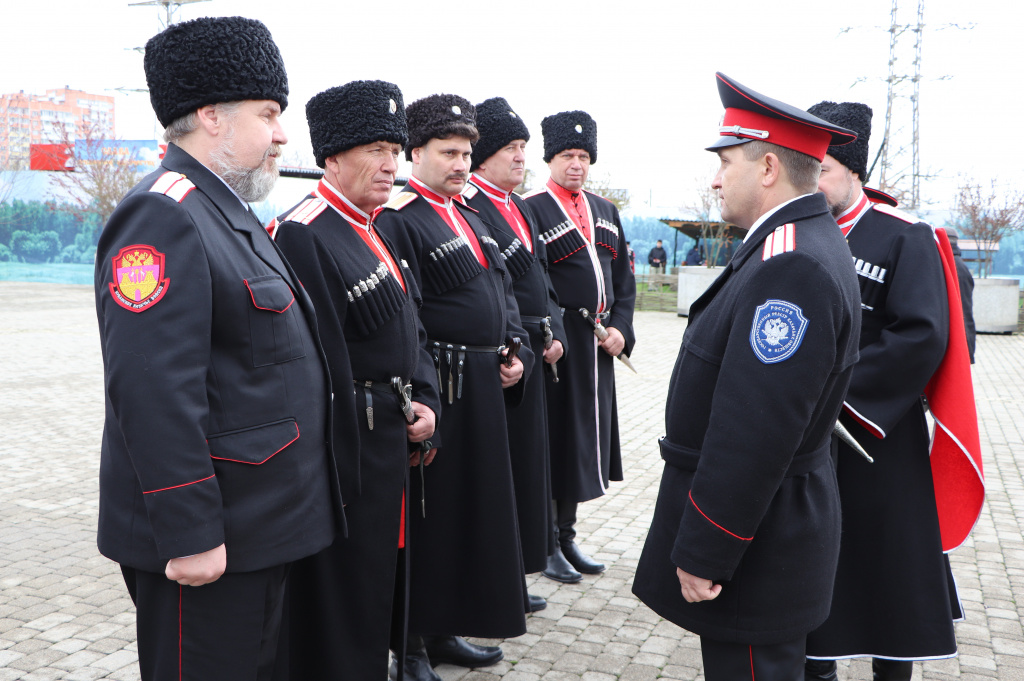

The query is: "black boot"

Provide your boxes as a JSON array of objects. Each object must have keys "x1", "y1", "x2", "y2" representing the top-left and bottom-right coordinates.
[
  {"x1": 527, "y1": 593, "x2": 548, "y2": 612},
  {"x1": 543, "y1": 544, "x2": 583, "y2": 583},
  {"x1": 422, "y1": 635, "x2": 503, "y2": 668},
  {"x1": 805, "y1": 658, "x2": 838, "y2": 681},
  {"x1": 555, "y1": 501, "x2": 605, "y2": 573},
  {"x1": 389, "y1": 636, "x2": 441, "y2": 681},
  {"x1": 872, "y1": 658, "x2": 913, "y2": 681}
]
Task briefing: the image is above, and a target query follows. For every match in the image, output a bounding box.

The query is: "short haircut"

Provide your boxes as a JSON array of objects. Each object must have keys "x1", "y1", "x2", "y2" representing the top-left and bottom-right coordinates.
[
  {"x1": 405, "y1": 124, "x2": 479, "y2": 161},
  {"x1": 742, "y1": 140, "x2": 820, "y2": 194},
  {"x1": 163, "y1": 102, "x2": 241, "y2": 144}
]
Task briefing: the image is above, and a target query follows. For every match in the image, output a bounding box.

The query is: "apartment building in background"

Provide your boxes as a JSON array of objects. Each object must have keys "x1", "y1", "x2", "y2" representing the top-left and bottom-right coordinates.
[{"x1": 0, "y1": 88, "x2": 115, "y2": 168}]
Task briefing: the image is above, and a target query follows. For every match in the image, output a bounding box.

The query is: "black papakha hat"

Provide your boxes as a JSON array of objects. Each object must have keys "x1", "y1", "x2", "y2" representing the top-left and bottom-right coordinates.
[
  {"x1": 144, "y1": 16, "x2": 289, "y2": 128},
  {"x1": 404, "y1": 94, "x2": 477, "y2": 161},
  {"x1": 471, "y1": 97, "x2": 530, "y2": 171},
  {"x1": 306, "y1": 81, "x2": 408, "y2": 168},
  {"x1": 806, "y1": 101, "x2": 873, "y2": 181},
  {"x1": 707, "y1": 73, "x2": 856, "y2": 161},
  {"x1": 541, "y1": 110, "x2": 597, "y2": 164}
]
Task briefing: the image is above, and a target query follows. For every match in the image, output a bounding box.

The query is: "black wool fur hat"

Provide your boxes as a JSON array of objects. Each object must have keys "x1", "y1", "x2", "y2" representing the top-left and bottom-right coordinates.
[
  {"x1": 806, "y1": 101, "x2": 873, "y2": 181},
  {"x1": 145, "y1": 16, "x2": 289, "y2": 128},
  {"x1": 404, "y1": 94, "x2": 477, "y2": 161},
  {"x1": 306, "y1": 81, "x2": 408, "y2": 168},
  {"x1": 471, "y1": 97, "x2": 530, "y2": 171},
  {"x1": 541, "y1": 110, "x2": 597, "y2": 164}
]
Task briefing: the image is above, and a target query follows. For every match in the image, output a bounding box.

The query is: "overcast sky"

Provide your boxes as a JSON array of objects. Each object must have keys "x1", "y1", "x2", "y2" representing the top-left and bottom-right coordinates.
[{"x1": 2, "y1": 0, "x2": 1020, "y2": 217}]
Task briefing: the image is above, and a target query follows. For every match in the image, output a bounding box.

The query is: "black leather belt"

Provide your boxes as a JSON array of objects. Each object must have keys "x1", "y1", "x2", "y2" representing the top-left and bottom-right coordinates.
[
  {"x1": 427, "y1": 340, "x2": 505, "y2": 404},
  {"x1": 520, "y1": 315, "x2": 550, "y2": 326},
  {"x1": 658, "y1": 437, "x2": 832, "y2": 478}
]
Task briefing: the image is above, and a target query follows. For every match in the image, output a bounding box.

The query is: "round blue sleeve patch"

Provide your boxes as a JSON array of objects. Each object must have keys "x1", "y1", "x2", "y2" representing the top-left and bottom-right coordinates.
[{"x1": 749, "y1": 299, "x2": 809, "y2": 364}]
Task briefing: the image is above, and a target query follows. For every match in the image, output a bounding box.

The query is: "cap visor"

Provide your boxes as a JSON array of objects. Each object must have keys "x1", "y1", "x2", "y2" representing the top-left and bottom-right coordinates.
[{"x1": 705, "y1": 135, "x2": 752, "y2": 153}]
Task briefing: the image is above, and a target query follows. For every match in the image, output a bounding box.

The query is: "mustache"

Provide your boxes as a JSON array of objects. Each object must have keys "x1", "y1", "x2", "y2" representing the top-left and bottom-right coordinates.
[{"x1": 446, "y1": 172, "x2": 467, "y2": 181}]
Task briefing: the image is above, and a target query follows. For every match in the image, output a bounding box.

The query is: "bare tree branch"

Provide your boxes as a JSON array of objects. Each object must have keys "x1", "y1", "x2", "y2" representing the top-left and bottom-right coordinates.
[{"x1": 953, "y1": 177, "x2": 1024, "y2": 278}]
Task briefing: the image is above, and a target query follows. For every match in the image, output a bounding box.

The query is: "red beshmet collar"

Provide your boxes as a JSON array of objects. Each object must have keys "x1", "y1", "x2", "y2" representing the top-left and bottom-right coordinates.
[
  {"x1": 315, "y1": 179, "x2": 371, "y2": 228},
  {"x1": 470, "y1": 173, "x2": 512, "y2": 203}
]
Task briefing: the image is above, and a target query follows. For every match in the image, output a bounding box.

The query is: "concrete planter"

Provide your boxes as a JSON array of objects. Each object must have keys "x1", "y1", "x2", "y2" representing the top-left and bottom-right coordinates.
[
  {"x1": 676, "y1": 266, "x2": 723, "y2": 316},
  {"x1": 973, "y1": 277, "x2": 1021, "y2": 334}
]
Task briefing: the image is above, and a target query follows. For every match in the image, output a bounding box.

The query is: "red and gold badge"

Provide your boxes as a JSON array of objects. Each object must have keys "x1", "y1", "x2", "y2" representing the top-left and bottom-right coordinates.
[{"x1": 108, "y1": 245, "x2": 170, "y2": 312}]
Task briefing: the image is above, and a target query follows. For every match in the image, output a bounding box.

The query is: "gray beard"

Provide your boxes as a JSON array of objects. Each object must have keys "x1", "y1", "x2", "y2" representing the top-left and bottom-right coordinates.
[{"x1": 210, "y1": 138, "x2": 279, "y2": 203}]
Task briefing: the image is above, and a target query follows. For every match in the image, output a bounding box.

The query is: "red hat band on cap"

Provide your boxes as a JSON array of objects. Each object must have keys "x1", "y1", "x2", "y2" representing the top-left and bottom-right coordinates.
[{"x1": 720, "y1": 108, "x2": 832, "y2": 161}]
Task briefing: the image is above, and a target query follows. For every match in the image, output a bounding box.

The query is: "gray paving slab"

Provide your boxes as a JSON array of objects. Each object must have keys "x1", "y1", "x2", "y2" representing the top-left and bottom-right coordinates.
[{"x1": 1, "y1": 281, "x2": 1022, "y2": 680}]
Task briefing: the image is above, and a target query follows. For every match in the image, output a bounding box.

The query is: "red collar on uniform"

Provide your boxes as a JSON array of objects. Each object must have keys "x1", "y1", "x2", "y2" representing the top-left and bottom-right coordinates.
[
  {"x1": 470, "y1": 174, "x2": 513, "y2": 204},
  {"x1": 835, "y1": 189, "x2": 871, "y2": 237},
  {"x1": 547, "y1": 176, "x2": 581, "y2": 202},
  {"x1": 315, "y1": 179, "x2": 373, "y2": 229}
]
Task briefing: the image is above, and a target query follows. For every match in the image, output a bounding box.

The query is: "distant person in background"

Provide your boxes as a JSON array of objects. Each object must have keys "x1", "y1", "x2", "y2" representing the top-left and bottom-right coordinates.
[
  {"x1": 944, "y1": 225, "x2": 976, "y2": 363},
  {"x1": 627, "y1": 240, "x2": 636, "y2": 273},
  {"x1": 648, "y1": 239, "x2": 667, "y2": 289},
  {"x1": 684, "y1": 242, "x2": 703, "y2": 266}
]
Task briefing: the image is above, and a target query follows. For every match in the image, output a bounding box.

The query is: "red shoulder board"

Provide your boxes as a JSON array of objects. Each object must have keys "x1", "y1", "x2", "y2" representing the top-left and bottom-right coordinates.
[
  {"x1": 108, "y1": 244, "x2": 170, "y2": 312},
  {"x1": 282, "y1": 197, "x2": 328, "y2": 226},
  {"x1": 148, "y1": 171, "x2": 194, "y2": 203},
  {"x1": 872, "y1": 203, "x2": 917, "y2": 224},
  {"x1": 762, "y1": 223, "x2": 796, "y2": 261}
]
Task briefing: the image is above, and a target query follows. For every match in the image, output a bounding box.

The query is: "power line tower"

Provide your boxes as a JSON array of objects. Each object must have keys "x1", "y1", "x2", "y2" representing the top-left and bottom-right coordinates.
[
  {"x1": 129, "y1": 0, "x2": 209, "y2": 28},
  {"x1": 867, "y1": 0, "x2": 970, "y2": 209}
]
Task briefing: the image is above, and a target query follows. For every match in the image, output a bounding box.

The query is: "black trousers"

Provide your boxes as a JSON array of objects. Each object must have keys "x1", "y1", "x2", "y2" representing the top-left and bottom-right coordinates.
[
  {"x1": 701, "y1": 635, "x2": 806, "y2": 681},
  {"x1": 122, "y1": 564, "x2": 289, "y2": 681}
]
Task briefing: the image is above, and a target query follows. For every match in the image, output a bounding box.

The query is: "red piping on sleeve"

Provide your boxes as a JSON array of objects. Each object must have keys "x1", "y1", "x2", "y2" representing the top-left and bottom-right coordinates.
[
  {"x1": 689, "y1": 491, "x2": 753, "y2": 541},
  {"x1": 842, "y1": 403, "x2": 885, "y2": 439},
  {"x1": 144, "y1": 474, "x2": 216, "y2": 495}
]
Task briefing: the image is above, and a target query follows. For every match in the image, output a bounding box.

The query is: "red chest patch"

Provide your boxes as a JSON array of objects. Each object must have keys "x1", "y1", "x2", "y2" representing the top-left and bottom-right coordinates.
[{"x1": 108, "y1": 244, "x2": 170, "y2": 312}]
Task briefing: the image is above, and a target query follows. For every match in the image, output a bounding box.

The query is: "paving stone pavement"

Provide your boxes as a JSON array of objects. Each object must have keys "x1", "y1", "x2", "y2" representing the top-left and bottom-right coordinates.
[{"x1": 1, "y1": 281, "x2": 1022, "y2": 681}]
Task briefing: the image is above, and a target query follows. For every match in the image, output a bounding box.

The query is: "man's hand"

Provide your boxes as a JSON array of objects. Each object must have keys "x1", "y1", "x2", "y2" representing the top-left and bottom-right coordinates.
[
  {"x1": 676, "y1": 567, "x2": 722, "y2": 603},
  {"x1": 166, "y1": 544, "x2": 226, "y2": 586},
  {"x1": 409, "y1": 447, "x2": 437, "y2": 467},
  {"x1": 598, "y1": 326, "x2": 626, "y2": 357},
  {"x1": 543, "y1": 339, "x2": 564, "y2": 365},
  {"x1": 499, "y1": 354, "x2": 524, "y2": 388},
  {"x1": 406, "y1": 402, "x2": 435, "y2": 443}
]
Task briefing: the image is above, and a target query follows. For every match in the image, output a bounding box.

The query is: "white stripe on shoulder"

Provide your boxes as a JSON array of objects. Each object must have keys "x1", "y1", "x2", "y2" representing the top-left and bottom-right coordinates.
[
  {"x1": 148, "y1": 171, "x2": 194, "y2": 203},
  {"x1": 521, "y1": 187, "x2": 546, "y2": 199},
  {"x1": 284, "y1": 198, "x2": 328, "y2": 225},
  {"x1": 762, "y1": 223, "x2": 796, "y2": 261}
]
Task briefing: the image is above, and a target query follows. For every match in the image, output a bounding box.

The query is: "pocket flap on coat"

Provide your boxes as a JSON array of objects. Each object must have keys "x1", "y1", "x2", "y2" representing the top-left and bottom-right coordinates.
[
  {"x1": 208, "y1": 419, "x2": 299, "y2": 465},
  {"x1": 244, "y1": 276, "x2": 295, "y2": 313}
]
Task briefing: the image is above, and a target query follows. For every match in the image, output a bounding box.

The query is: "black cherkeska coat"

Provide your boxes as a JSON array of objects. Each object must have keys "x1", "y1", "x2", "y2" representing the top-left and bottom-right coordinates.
[
  {"x1": 270, "y1": 183, "x2": 442, "y2": 681},
  {"x1": 633, "y1": 193, "x2": 861, "y2": 645},
  {"x1": 806, "y1": 201, "x2": 962, "y2": 661},
  {"x1": 375, "y1": 183, "x2": 533, "y2": 638},
  {"x1": 523, "y1": 186, "x2": 636, "y2": 503},
  {"x1": 95, "y1": 143, "x2": 344, "y2": 576},
  {"x1": 464, "y1": 179, "x2": 565, "y2": 573}
]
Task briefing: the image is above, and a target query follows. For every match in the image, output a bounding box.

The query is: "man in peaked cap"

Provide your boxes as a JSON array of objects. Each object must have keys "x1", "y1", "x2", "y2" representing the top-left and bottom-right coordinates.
[
  {"x1": 632, "y1": 73, "x2": 862, "y2": 680},
  {"x1": 268, "y1": 80, "x2": 440, "y2": 681},
  {"x1": 94, "y1": 17, "x2": 344, "y2": 681},
  {"x1": 373, "y1": 93, "x2": 533, "y2": 681},
  {"x1": 804, "y1": 101, "x2": 983, "y2": 681},
  {"x1": 523, "y1": 109, "x2": 636, "y2": 583},
  {"x1": 463, "y1": 97, "x2": 566, "y2": 613}
]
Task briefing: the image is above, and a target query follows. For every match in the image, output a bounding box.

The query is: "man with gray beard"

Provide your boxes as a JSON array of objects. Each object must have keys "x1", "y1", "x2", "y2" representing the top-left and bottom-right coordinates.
[{"x1": 94, "y1": 17, "x2": 344, "y2": 681}]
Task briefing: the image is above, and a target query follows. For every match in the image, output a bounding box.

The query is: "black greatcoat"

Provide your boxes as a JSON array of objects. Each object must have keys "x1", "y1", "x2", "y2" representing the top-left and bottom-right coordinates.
[
  {"x1": 464, "y1": 180, "x2": 566, "y2": 573},
  {"x1": 806, "y1": 202, "x2": 962, "y2": 661},
  {"x1": 523, "y1": 186, "x2": 636, "y2": 503},
  {"x1": 95, "y1": 143, "x2": 344, "y2": 575},
  {"x1": 270, "y1": 187, "x2": 441, "y2": 680},
  {"x1": 633, "y1": 194, "x2": 861, "y2": 645},
  {"x1": 374, "y1": 184, "x2": 533, "y2": 638}
]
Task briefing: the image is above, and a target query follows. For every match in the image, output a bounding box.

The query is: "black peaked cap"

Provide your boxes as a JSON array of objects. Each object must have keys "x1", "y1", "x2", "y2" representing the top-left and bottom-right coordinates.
[
  {"x1": 145, "y1": 16, "x2": 289, "y2": 127},
  {"x1": 405, "y1": 94, "x2": 476, "y2": 161},
  {"x1": 307, "y1": 81, "x2": 408, "y2": 168},
  {"x1": 807, "y1": 101, "x2": 873, "y2": 181},
  {"x1": 471, "y1": 97, "x2": 530, "y2": 171},
  {"x1": 541, "y1": 110, "x2": 597, "y2": 164}
]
